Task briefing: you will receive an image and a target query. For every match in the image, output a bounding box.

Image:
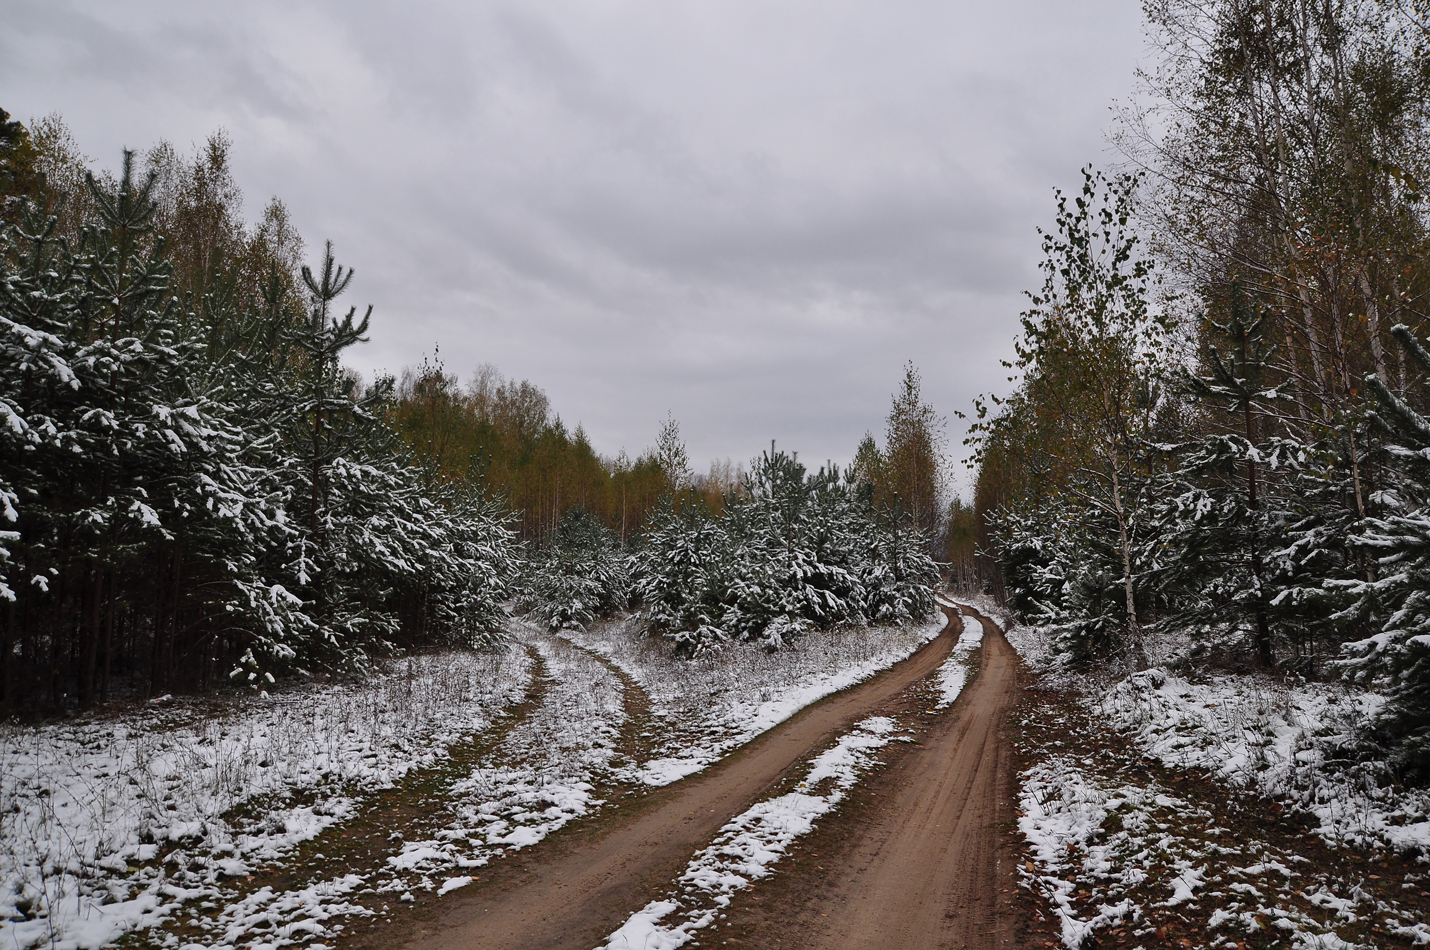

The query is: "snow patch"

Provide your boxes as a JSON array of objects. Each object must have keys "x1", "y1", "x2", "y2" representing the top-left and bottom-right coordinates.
[
  {"x1": 1099, "y1": 669, "x2": 1430, "y2": 852},
  {"x1": 599, "y1": 717, "x2": 900, "y2": 950},
  {"x1": 932, "y1": 612, "x2": 984, "y2": 708}
]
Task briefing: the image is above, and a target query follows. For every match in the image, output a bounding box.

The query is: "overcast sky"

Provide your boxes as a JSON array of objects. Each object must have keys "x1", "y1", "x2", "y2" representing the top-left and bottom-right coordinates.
[{"x1": 3, "y1": 0, "x2": 1148, "y2": 491}]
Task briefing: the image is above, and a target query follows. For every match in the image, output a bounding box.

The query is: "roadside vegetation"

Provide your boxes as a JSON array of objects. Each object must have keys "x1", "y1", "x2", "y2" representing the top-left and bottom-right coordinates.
[
  {"x1": 968, "y1": 0, "x2": 1430, "y2": 780},
  {"x1": 957, "y1": 2, "x2": 1430, "y2": 944}
]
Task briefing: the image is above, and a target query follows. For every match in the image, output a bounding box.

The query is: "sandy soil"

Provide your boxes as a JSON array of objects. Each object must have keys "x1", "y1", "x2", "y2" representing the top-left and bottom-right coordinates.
[
  {"x1": 401, "y1": 610, "x2": 963, "y2": 950},
  {"x1": 760, "y1": 606, "x2": 1021, "y2": 950}
]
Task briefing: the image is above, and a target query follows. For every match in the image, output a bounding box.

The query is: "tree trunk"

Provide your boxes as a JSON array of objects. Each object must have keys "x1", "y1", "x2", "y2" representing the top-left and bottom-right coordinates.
[
  {"x1": 2, "y1": 598, "x2": 12, "y2": 709},
  {"x1": 1243, "y1": 399, "x2": 1274, "y2": 669},
  {"x1": 1358, "y1": 268, "x2": 1389, "y2": 386},
  {"x1": 1109, "y1": 465, "x2": 1148, "y2": 671},
  {"x1": 101, "y1": 570, "x2": 114, "y2": 704},
  {"x1": 167, "y1": 541, "x2": 182, "y2": 690},
  {"x1": 80, "y1": 567, "x2": 102, "y2": 708}
]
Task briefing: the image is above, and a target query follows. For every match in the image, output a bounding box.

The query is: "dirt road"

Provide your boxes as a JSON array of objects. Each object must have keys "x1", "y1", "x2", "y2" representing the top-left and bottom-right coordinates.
[
  {"x1": 765, "y1": 606, "x2": 1021, "y2": 949},
  {"x1": 406, "y1": 612, "x2": 963, "y2": 950}
]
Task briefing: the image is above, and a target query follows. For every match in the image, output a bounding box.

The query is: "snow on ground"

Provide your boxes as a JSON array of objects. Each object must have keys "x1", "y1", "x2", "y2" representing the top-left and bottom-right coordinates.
[
  {"x1": 949, "y1": 593, "x2": 1063, "y2": 675},
  {"x1": 599, "y1": 717, "x2": 902, "y2": 950},
  {"x1": 990, "y1": 600, "x2": 1430, "y2": 857},
  {"x1": 987, "y1": 609, "x2": 1057, "y2": 676},
  {"x1": 0, "y1": 646, "x2": 532, "y2": 950},
  {"x1": 182, "y1": 622, "x2": 631, "y2": 950},
  {"x1": 380, "y1": 623, "x2": 628, "y2": 885},
  {"x1": 1019, "y1": 758, "x2": 1155, "y2": 948},
  {"x1": 932, "y1": 610, "x2": 983, "y2": 708},
  {"x1": 1015, "y1": 700, "x2": 1429, "y2": 950},
  {"x1": 1015, "y1": 755, "x2": 1409, "y2": 949},
  {"x1": 985, "y1": 599, "x2": 1430, "y2": 946},
  {"x1": 946, "y1": 592, "x2": 1014, "y2": 630},
  {"x1": 559, "y1": 613, "x2": 947, "y2": 787},
  {"x1": 1099, "y1": 669, "x2": 1430, "y2": 854}
]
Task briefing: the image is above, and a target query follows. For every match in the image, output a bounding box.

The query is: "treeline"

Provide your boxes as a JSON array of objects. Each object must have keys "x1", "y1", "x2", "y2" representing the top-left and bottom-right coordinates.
[
  {"x1": 387, "y1": 360, "x2": 739, "y2": 544},
  {"x1": 416, "y1": 361, "x2": 956, "y2": 650},
  {"x1": 970, "y1": 0, "x2": 1430, "y2": 774},
  {"x1": 0, "y1": 114, "x2": 516, "y2": 712},
  {"x1": 389, "y1": 356, "x2": 959, "y2": 566}
]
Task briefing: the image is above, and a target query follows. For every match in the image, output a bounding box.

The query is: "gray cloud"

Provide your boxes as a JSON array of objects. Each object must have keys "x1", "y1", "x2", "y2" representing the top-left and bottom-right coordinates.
[{"x1": 2, "y1": 0, "x2": 1148, "y2": 491}]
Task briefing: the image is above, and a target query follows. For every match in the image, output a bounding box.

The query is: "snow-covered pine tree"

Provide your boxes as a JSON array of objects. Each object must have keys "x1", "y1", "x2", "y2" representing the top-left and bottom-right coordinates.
[
  {"x1": 0, "y1": 201, "x2": 76, "y2": 610},
  {"x1": 517, "y1": 507, "x2": 629, "y2": 631},
  {"x1": 859, "y1": 505, "x2": 939, "y2": 626},
  {"x1": 635, "y1": 496, "x2": 731, "y2": 655},
  {"x1": 433, "y1": 485, "x2": 519, "y2": 644},
  {"x1": 1151, "y1": 292, "x2": 1303, "y2": 668},
  {"x1": 0, "y1": 135, "x2": 523, "y2": 710},
  {"x1": 243, "y1": 243, "x2": 520, "y2": 675}
]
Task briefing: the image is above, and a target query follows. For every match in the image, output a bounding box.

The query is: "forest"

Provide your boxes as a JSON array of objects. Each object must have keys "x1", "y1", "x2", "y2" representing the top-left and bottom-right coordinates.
[
  {"x1": 0, "y1": 112, "x2": 950, "y2": 713},
  {"x1": 14, "y1": 4, "x2": 1430, "y2": 949},
  {"x1": 967, "y1": 0, "x2": 1430, "y2": 776}
]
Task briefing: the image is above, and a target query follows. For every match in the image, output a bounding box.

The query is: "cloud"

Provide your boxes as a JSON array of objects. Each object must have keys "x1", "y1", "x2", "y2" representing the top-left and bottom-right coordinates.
[{"x1": 1, "y1": 0, "x2": 1148, "y2": 490}]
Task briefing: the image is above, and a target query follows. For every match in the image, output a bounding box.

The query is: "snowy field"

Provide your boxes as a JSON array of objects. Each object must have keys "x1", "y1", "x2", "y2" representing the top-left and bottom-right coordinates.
[
  {"x1": 0, "y1": 610, "x2": 951, "y2": 949},
  {"x1": 0, "y1": 646, "x2": 532, "y2": 950},
  {"x1": 557, "y1": 612, "x2": 947, "y2": 785},
  {"x1": 1004, "y1": 619, "x2": 1430, "y2": 948}
]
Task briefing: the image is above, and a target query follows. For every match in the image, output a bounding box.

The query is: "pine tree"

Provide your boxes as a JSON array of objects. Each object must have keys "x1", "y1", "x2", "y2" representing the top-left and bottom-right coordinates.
[
  {"x1": 635, "y1": 496, "x2": 731, "y2": 655},
  {"x1": 517, "y1": 507, "x2": 630, "y2": 631},
  {"x1": 1154, "y1": 287, "x2": 1300, "y2": 667},
  {"x1": 0, "y1": 134, "x2": 521, "y2": 710},
  {"x1": 1335, "y1": 324, "x2": 1430, "y2": 775},
  {"x1": 655, "y1": 413, "x2": 692, "y2": 493}
]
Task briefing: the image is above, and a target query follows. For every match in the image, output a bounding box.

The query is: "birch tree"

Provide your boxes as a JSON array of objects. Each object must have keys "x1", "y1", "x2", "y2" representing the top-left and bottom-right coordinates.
[{"x1": 1008, "y1": 168, "x2": 1170, "y2": 669}]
